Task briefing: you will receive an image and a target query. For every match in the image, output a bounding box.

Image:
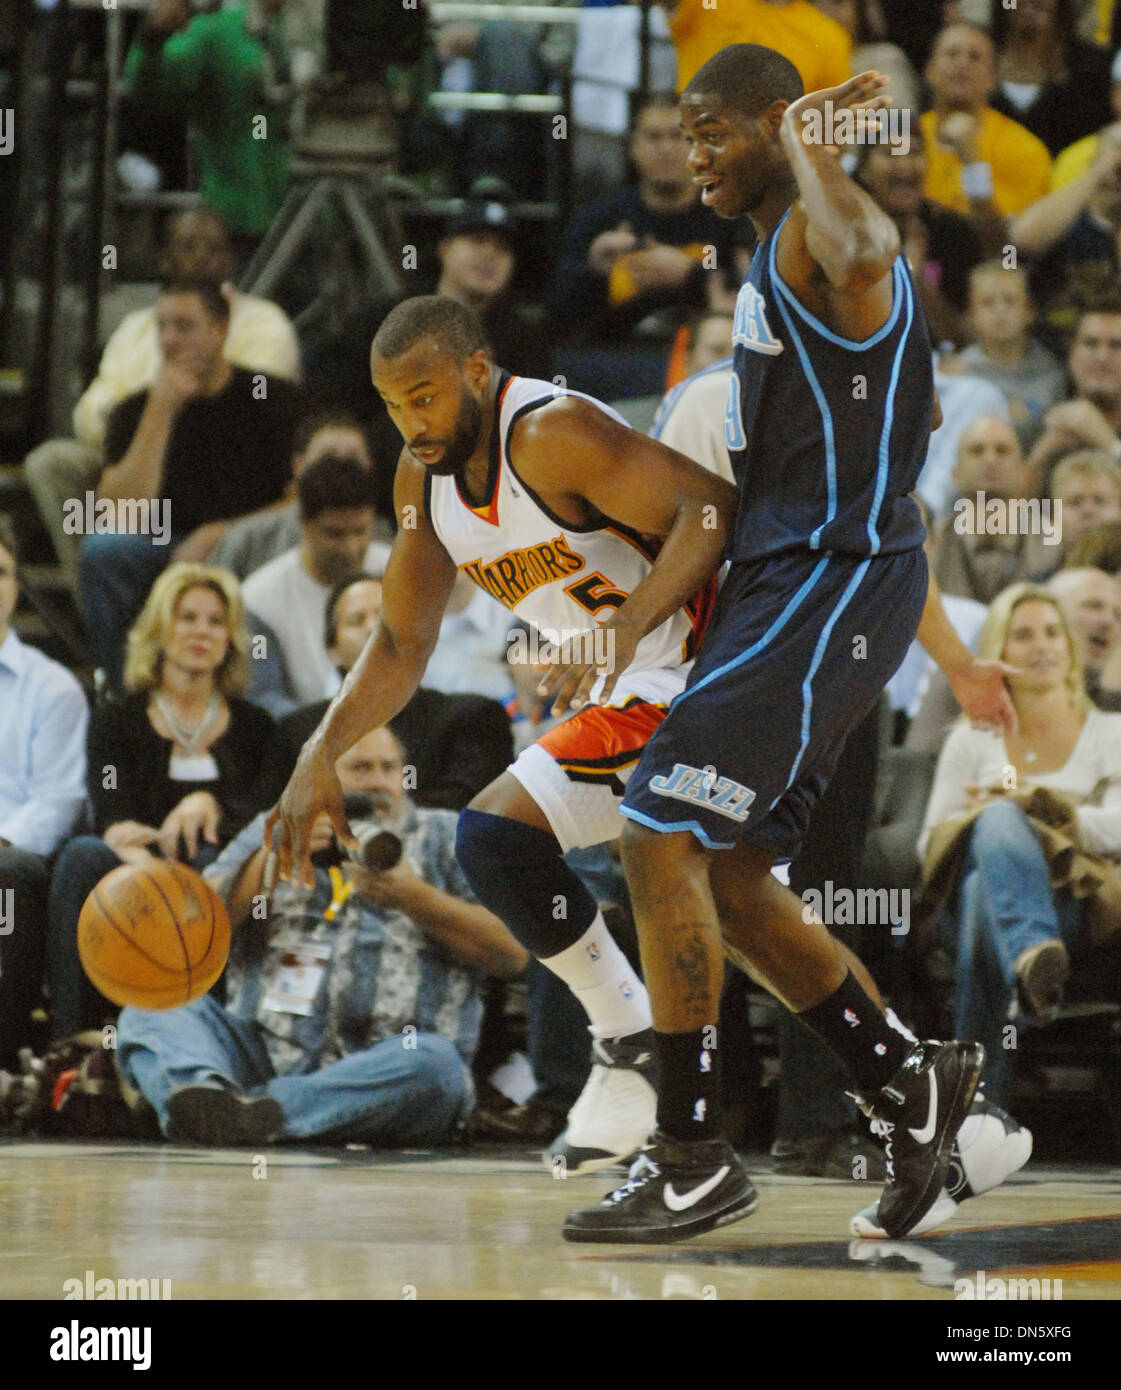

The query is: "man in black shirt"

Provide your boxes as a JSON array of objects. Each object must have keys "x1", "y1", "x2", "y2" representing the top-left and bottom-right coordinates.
[
  {"x1": 80, "y1": 278, "x2": 306, "y2": 686},
  {"x1": 549, "y1": 93, "x2": 738, "y2": 343}
]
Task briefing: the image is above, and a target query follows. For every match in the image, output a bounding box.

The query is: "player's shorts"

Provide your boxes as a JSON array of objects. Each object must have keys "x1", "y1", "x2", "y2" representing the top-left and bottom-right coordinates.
[
  {"x1": 508, "y1": 695, "x2": 669, "y2": 852},
  {"x1": 620, "y1": 546, "x2": 929, "y2": 859}
]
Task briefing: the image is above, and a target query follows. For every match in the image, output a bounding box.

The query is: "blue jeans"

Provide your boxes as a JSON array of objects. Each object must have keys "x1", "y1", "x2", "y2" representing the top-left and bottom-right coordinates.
[
  {"x1": 938, "y1": 799, "x2": 1088, "y2": 1107},
  {"x1": 78, "y1": 533, "x2": 180, "y2": 688},
  {"x1": 117, "y1": 995, "x2": 470, "y2": 1145},
  {"x1": 47, "y1": 835, "x2": 122, "y2": 1038},
  {"x1": 48, "y1": 836, "x2": 224, "y2": 1039}
]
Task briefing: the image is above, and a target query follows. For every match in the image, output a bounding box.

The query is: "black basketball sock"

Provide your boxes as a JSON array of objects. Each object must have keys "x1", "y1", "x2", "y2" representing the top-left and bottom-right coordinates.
[
  {"x1": 654, "y1": 1027, "x2": 723, "y2": 1141},
  {"x1": 796, "y1": 970, "x2": 909, "y2": 1098}
]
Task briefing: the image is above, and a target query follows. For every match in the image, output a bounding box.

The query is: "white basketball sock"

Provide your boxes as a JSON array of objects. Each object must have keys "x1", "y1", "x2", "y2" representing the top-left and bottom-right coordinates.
[{"x1": 539, "y1": 913, "x2": 651, "y2": 1040}]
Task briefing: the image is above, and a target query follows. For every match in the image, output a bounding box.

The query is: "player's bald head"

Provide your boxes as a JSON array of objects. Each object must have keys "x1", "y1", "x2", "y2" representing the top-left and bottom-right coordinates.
[
  {"x1": 683, "y1": 44, "x2": 804, "y2": 121},
  {"x1": 371, "y1": 295, "x2": 487, "y2": 371}
]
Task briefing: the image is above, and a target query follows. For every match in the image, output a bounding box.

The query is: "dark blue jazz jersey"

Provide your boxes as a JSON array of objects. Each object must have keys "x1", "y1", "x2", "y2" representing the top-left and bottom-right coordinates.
[{"x1": 724, "y1": 207, "x2": 932, "y2": 561}]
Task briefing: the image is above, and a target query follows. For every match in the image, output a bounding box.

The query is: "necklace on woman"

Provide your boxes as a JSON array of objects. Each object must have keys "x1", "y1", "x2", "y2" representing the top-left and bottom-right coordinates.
[{"x1": 154, "y1": 691, "x2": 220, "y2": 755}]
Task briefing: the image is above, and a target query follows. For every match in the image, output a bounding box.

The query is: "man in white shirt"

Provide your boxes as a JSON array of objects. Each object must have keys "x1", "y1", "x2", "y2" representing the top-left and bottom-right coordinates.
[
  {"x1": 24, "y1": 208, "x2": 301, "y2": 588},
  {"x1": 244, "y1": 455, "x2": 391, "y2": 714},
  {"x1": 0, "y1": 520, "x2": 89, "y2": 1067},
  {"x1": 211, "y1": 410, "x2": 379, "y2": 581}
]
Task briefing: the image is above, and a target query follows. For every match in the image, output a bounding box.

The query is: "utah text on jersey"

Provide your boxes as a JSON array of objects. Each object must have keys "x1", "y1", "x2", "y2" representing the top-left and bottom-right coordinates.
[{"x1": 725, "y1": 280, "x2": 785, "y2": 453}]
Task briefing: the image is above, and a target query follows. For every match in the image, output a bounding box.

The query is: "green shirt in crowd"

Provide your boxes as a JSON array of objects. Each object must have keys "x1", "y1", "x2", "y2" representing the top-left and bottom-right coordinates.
[{"x1": 123, "y1": 6, "x2": 291, "y2": 237}]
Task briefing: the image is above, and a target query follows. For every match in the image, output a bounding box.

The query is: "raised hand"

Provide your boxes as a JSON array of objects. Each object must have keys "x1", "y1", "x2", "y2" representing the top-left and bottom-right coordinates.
[{"x1": 780, "y1": 70, "x2": 893, "y2": 159}]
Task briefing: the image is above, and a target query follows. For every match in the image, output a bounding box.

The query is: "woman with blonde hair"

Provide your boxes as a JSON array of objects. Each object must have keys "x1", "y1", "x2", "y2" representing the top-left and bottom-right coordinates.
[
  {"x1": 46, "y1": 563, "x2": 274, "y2": 1037},
  {"x1": 920, "y1": 581, "x2": 1121, "y2": 1103}
]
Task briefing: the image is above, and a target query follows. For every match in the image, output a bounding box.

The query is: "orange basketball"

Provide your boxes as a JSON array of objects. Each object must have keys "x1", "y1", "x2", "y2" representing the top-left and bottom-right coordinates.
[{"x1": 77, "y1": 860, "x2": 231, "y2": 1010}]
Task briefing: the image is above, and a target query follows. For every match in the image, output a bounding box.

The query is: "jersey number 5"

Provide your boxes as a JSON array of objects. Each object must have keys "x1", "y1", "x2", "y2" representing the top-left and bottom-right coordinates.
[{"x1": 565, "y1": 571, "x2": 628, "y2": 617}]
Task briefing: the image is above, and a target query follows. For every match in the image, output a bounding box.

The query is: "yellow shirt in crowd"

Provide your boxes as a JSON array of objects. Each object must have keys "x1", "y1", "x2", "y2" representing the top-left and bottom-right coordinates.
[
  {"x1": 918, "y1": 107, "x2": 1053, "y2": 218},
  {"x1": 668, "y1": 0, "x2": 851, "y2": 94},
  {"x1": 1050, "y1": 132, "x2": 1102, "y2": 190}
]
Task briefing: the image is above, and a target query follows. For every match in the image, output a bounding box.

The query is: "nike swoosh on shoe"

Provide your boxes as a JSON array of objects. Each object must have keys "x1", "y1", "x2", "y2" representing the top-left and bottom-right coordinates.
[{"x1": 663, "y1": 1165, "x2": 730, "y2": 1211}]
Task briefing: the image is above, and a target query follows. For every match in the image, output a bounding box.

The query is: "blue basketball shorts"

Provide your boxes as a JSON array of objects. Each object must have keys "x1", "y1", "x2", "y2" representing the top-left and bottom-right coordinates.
[{"x1": 620, "y1": 546, "x2": 928, "y2": 859}]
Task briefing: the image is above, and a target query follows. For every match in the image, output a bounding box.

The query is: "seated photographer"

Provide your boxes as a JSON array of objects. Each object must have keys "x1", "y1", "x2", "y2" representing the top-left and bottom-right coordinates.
[
  {"x1": 116, "y1": 726, "x2": 528, "y2": 1146},
  {"x1": 46, "y1": 563, "x2": 273, "y2": 1039},
  {"x1": 920, "y1": 583, "x2": 1121, "y2": 1107}
]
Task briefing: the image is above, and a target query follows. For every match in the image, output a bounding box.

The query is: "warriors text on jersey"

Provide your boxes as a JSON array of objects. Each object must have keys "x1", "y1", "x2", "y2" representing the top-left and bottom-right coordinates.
[
  {"x1": 424, "y1": 372, "x2": 717, "y2": 707},
  {"x1": 724, "y1": 207, "x2": 933, "y2": 562}
]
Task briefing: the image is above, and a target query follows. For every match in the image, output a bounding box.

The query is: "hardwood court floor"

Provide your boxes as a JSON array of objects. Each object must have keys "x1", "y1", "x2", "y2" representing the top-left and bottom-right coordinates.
[{"x1": 1, "y1": 1141, "x2": 1119, "y2": 1300}]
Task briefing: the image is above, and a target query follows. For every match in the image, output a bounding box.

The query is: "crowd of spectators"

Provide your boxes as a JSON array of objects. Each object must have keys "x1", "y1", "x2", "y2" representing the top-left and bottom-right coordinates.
[{"x1": 5, "y1": 0, "x2": 1121, "y2": 1160}]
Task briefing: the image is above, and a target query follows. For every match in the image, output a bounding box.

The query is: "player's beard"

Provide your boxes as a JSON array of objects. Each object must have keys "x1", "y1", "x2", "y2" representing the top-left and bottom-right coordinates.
[{"x1": 412, "y1": 390, "x2": 483, "y2": 478}]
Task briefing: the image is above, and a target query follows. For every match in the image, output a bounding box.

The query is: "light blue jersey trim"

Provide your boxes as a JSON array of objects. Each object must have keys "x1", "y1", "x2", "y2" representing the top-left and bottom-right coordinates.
[
  {"x1": 768, "y1": 209, "x2": 904, "y2": 352},
  {"x1": 865, "y1": 264, "x2": 914, "y2": 555},
  {"x1": 619, "y1": 803, "x2": 737, "y2": 850},
  {"x1": 651, "y1": 355, "x2": 735, "y2": 440},
  {"x1": 768, "y1": 283, "x2": 837, "y2": 550},
  {"x1": 777, "y1": 557, "x2": 873, "y2": 804},
  {"x1": 676, "y1": 554, "x2": 831, "y2": 703}
]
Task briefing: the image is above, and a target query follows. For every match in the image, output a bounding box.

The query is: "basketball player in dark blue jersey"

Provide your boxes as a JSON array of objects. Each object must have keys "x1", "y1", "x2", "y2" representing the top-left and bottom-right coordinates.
[{"x1": 563, "y1": 45, "x2": 1022, "y2": 1244}]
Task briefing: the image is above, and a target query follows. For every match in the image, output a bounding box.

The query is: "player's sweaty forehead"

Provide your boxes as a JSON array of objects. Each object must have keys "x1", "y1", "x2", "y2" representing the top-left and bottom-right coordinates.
[
  {"x1": 371, "y1": 336, "x2": 458, "y2": 402},
  {"x1": 681, "y1": 93, "x2": 731, "y2": 131},
  {"x1": 680, "y1": 91, "x2": 757, "y2": 136}
]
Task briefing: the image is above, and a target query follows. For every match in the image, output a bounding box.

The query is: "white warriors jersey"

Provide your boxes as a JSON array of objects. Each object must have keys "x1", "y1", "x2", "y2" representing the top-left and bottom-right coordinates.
[{"x1": 425, "y1": 372, "x2": 717, "y2": 707}]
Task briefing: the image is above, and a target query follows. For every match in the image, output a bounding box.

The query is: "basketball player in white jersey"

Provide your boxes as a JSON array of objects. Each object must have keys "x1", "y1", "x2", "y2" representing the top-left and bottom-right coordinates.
[
  {"x1": 266, "y1": 295, "x2": 736, "y2": 1170},
  {"x1": 266, "y1": 296, "x2": 1029, "y2": 1229}
]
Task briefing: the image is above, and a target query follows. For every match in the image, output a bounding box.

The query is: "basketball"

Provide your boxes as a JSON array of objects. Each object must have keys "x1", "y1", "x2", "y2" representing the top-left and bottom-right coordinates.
[{"x1": 77, "y1": 861, "x2": 231, "y2": 1011}]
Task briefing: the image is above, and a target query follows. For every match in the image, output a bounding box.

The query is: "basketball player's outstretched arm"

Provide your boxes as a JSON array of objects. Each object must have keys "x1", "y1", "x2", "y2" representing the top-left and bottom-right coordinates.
[
  {"x1": 264, "y1": 454, "x2": 458, "y2": 886},
  {"x1": 524, "y1": 398, "x2": 739, "y2": 714},
  {"x1": 918, "y1": 571, "x2": 1019, "y2": 734},
  {"x1": 773, "y1": 72, "x2": 902, "y2": 340}
]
